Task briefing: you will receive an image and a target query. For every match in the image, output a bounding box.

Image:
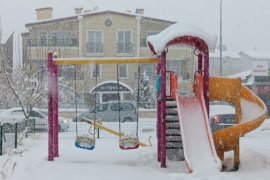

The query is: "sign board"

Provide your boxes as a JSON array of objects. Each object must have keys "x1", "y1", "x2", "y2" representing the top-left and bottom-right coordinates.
[
  {"x1": 252, "y1": 61, "x2": 268, "y2": 76},
  {"x1": 94, "y1": 82, "x2": 130, "y2": 92}
]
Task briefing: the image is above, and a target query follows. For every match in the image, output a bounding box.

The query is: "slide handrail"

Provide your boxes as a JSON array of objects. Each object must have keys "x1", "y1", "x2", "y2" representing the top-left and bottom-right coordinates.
[{"x1": 170, "y1": 72, "x2": 178, "y2": 100}]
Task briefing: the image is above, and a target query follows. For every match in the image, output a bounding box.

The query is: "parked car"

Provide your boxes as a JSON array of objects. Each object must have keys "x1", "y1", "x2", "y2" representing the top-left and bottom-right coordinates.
[
  {"x1": 73, "y1": 101, "x2": 137, "y2": 123},
  {"x1": 0, "y1": 107, "x2": 70, "y2": 131},
  {"x1": 209, "y1": 104, "x2": 236, "y2": 132}
]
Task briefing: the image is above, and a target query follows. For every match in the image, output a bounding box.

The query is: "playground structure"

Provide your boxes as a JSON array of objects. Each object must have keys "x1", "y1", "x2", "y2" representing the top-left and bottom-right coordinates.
[
  {"x1": 80, "y1": 117, "x2": 150, "y2": 147},
  {"x1": 47, "y1": 55, "x2": 159, "y2": 160},
  {"x1": 146, "y1": 22, "x2": 267, "y2": 172},
  {"x1": 47, "y1": 22, "x2": 267, "y2": 173}
]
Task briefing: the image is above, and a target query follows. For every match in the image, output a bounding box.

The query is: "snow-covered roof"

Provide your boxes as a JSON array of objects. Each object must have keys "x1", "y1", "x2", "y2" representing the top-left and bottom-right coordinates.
[
  {"x1": 146, "y1": 22, "x2": 217, "y2": 55},
  {"x1": 210, "y1": 51, "x2": 241, "y2": 59},
  {"x1": 227, "y1": 70, "x2": 252, "y2": 80},
  {"x1": 25, "y1": 10, "x2": 175, "y2": 27},
  {"x1": 240, "y1": 51, "x2": 270, "y2": 60}
]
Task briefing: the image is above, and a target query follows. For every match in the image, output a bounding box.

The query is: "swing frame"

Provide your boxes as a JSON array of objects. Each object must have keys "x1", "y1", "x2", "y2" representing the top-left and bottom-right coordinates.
[{"x1": 47, "y1": 55, "x2": 159, "y2": 160}]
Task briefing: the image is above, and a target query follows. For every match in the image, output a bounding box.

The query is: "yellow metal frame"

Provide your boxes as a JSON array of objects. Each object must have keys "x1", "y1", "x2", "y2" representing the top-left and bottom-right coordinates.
[
  {"x1": 55, "y1": 57, "x2": 159, "y2": 65},
  {"x1": 209, "y1": 77, "x2": 268, "y2": 169},
  {"x1": 81, "y1": 117, "x2": 150, "y2": 147}
]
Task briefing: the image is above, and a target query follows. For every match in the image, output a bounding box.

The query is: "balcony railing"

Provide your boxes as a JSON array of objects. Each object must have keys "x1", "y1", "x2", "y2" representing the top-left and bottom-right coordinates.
[
  {"x1": 116, "y1": 43, "x2": 133, "y2": 53},
  {"x1": 87, "y1": 42, "x2": 103, "y2": 54},
  {"x1": 27, "y1": 39, "x2": 78, "y2": 47}
]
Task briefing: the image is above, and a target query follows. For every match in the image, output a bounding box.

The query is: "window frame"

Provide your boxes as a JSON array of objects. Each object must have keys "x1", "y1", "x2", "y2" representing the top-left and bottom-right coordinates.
[
  {"x1": 116, "y1": 29, "x2": 133, "y2": 54},
  {"x1": 87, "y1": 30, "x2": 104, "y2": 55},
  {"x1": 37, "y1": 30, "x2": 48, "y2": 46},
  {"x1": 90, "y1": 64, "x2": 102, "y2": 79},
  {"x1": 118, "y1": 64, "x2": 129, "y2": 79}
]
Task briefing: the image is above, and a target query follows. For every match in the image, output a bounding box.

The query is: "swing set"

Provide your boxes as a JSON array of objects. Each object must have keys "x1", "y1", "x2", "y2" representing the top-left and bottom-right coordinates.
[{"x1": 47, "y1": 55, "x2": 158, "y2": 160}]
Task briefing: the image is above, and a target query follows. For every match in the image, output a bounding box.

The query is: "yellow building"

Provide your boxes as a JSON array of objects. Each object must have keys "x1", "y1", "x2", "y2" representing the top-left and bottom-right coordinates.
[{"x1": 22, "y1": 7, "x2": 194, "y2": 108}]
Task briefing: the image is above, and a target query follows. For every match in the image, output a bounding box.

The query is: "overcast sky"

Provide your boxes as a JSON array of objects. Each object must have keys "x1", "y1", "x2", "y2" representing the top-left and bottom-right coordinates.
[{"x1": 0, "y1": 0, "x2": 270, "y2": 52}]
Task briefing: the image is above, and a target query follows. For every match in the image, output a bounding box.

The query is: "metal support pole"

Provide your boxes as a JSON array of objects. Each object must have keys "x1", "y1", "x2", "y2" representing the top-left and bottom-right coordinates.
[
  {"x1": 52, "y1": 56, "x2": 59, "y2": 157},
  {"x1": 0, "y1": 125, "x2": 2, "y2": 156},
  {"x1": 156, "y1": 63, "x2": 161, "y2": 162},
  {"x1": 48, "y1": 52, "x2": 54, "y2": 161},
  {"x1": 220, "y1": 0, "x2": 223, "y2": 76},
  {"x1": 204, "y1": 52, "x2": 210, "y2": 116},
  {"x1": 136, "y1": 16, "x2": 141, "y2": 57},
  {"x1": 160, "y1": 52, "x2": 167, "y2": 168},
  {"x1": 198, "y1": 53, "x2": 203, "y2": 74},
  {"x1": 15, "y1": 123, "x2": 17, "y2": 148}
]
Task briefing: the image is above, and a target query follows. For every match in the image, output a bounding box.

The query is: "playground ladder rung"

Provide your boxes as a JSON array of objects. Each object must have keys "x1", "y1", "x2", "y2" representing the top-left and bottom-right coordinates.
[
  {"x1": 166, "y1": 106, "x2": 177, "y2": 108},
  {"x1": 166, "y1": 121, "x2": 179, "y2": 124},
  {"x1": 166, "y1": 146, "x2": 184, "y2": 150},
  {"x1": 166, "y1": 133, "x2": 181, "y2": 137},
  {"x1": 167, "y1": 126, "x2": 180, "y2": 129},
  {"x1": 166, "y1": 140, "x2": 182, "y2": 143}
]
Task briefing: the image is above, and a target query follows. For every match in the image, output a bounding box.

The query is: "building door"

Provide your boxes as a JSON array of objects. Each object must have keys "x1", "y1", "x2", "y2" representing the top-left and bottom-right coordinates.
[{"x1": 102, "y1": 93, "x2": 118, "y2": 102}]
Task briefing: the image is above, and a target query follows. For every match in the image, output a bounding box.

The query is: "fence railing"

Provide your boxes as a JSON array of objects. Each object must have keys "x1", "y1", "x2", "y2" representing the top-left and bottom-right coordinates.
[{"x1": 0, "y1": 119, "x2": 36, "y2": 155}]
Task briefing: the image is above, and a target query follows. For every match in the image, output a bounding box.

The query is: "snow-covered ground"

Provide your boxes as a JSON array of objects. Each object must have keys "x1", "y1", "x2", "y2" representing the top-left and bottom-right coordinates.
[{"x1": 1, "y1": 119, "x2": 270, "y2": 180}]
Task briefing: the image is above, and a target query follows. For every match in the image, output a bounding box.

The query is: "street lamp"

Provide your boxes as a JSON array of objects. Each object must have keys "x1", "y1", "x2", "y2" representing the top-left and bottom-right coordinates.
[{"x1": 219, "y1": 0, "x2": 223, "y2": 76}]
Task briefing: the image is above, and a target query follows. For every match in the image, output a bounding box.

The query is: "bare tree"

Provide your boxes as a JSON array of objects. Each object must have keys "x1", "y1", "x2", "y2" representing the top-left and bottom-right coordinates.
[{"x1": 0, "y1": 64, "x2": 46, "y2": 121}]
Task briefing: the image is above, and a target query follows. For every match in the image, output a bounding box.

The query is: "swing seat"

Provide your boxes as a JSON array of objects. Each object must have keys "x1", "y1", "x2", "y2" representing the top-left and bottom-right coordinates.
[
  {"x1": 119, "y1": 144, "x2": 139, "y2": 150},
  {"x1": 119, "y1": 135, "x2": 139, "y2": 150},
  {"x1": 75, "y1": 135, "x2": 95, "y2": 150}
]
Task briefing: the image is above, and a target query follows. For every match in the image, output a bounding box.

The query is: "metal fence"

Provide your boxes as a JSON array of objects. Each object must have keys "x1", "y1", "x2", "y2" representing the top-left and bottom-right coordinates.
[
  {"x1": 0, "y1": 119, "x2": 37, "y2": 155},
  {"x1": 0, "y1": 116, "x2": 157, "y2": 155}
]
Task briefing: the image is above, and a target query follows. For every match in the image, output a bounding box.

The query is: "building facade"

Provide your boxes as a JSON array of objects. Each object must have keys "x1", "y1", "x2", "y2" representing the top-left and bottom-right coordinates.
[
  {"x1": 22, "y1": 8, "x2": 197, "y2": 109},
  {"x1": 0, "y1": 33, "x2": 14, "y2": 72}
]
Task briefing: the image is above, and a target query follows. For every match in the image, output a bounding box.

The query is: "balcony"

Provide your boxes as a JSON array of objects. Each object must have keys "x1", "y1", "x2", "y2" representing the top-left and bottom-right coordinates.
[
  {"x1": 27, "y1": 38, "x2": 78, "y2": 47},
  {"x1": 87, "y1": 42, "x2": 103, "y2": 54},
  {"x1": 116, "y1": 43, "x2": 133, "y2": 54}
]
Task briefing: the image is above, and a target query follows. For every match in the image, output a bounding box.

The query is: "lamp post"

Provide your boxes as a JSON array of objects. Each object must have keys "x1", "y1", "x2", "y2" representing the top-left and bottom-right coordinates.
[{"x1": 219, "y1": 0, "x2": 223, "y2": 76}]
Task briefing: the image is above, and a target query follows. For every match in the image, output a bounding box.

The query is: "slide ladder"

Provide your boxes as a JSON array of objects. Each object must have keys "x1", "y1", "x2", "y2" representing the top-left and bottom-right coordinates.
[{"x1": 165, "y1": 97, "x2": 184, "y2": 161}]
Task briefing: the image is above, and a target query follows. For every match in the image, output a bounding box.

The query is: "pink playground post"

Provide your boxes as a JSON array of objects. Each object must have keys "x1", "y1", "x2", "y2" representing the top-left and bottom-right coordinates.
[
  {"x1": 48, "y1": 52, "x2": 59, "y2": 161},
  {"x1": 159, "y1": 52, "x2": 167, "y2": 168},
  {"x1": 52, "y1": 55, "x2": 59, "y2": 157}
]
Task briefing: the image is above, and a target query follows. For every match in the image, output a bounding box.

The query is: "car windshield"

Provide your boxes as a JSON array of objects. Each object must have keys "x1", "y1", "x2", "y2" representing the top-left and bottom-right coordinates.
[
  {"x1": 38, "y1": 110, "x2": 48, "y2": 116},
  {"x1": 90, "y1": 103, "x2": 108, "y2": 113}
]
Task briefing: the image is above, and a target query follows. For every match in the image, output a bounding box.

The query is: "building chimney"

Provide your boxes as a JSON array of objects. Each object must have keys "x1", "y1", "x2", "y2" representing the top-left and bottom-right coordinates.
[
  {"x1": 135, "y1": 8, "x2": 144, "y2": 15},
  {"x1": 36, "y1": 7, "x2": 53, "y2": 21},
  {"x1": 75, "y1": 7, "x2": 83, "y2": 15}
]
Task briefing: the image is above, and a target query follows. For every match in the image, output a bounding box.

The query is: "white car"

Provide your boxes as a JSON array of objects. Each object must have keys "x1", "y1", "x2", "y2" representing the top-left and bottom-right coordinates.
[{"x1": 0, "y1": 107, "x2": 69, "y2": 131}]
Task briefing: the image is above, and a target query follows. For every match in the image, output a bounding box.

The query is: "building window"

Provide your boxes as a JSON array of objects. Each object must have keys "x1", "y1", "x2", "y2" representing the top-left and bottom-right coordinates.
[
  {"x1": 91, "y1": 64, "x2": 102, "y2": 78},
  {"x1": 118, "y1": 64, "x2": 128, "y2": 78},
  {"x1": 38, "y1": 31, "x2": 48, "y2": 46},
  {"x1": 88, "y1": 31, "x2": 103, "y2": 53},
  {"x1": 49, "y1": 31, "x2": 72, "y2": 46},
  {"x1": 117, "y1": 30, "x2": 132, "y2": 53},
  {"x1": 141, "y1": 31, "x2": 159, "y2": 47}
]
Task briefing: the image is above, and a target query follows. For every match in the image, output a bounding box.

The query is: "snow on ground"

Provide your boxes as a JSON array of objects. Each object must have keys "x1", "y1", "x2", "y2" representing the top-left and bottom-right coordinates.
[{"x1": 0, "y1": 119, "x2": 270, "y2": 180}]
